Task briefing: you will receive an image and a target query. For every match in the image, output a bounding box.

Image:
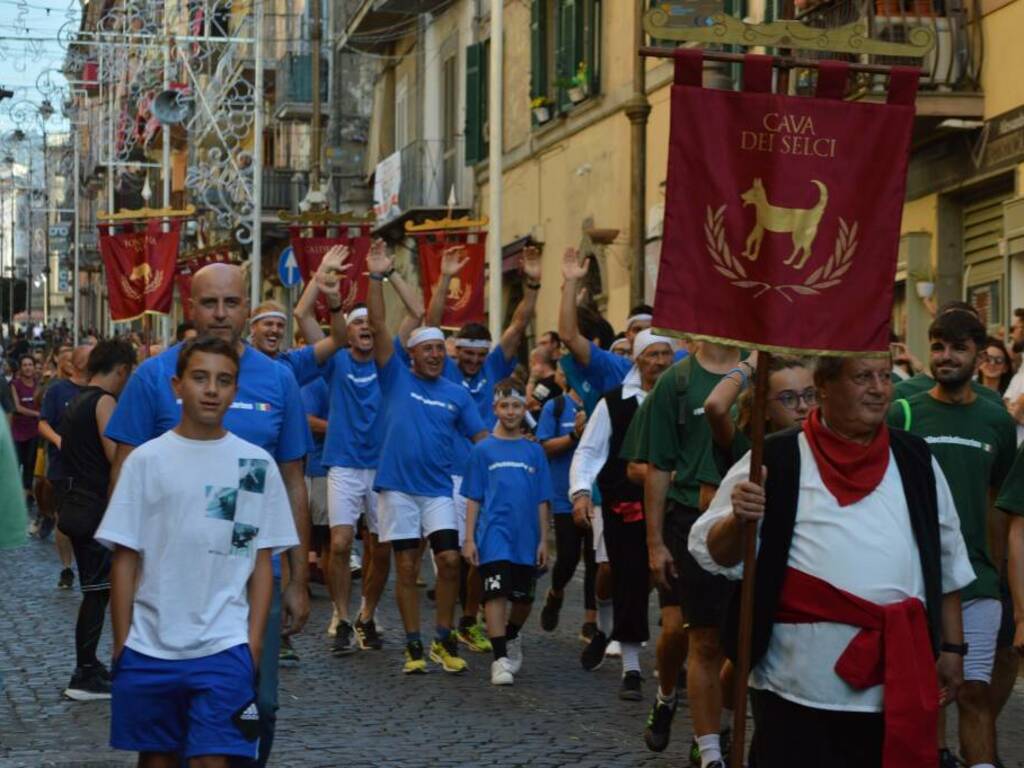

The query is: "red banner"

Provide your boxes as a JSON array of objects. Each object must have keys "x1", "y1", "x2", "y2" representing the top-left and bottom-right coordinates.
[
  {"x1": 653, "y1": 52, "x2": 919, "y2": 355},
  {"x1": 289, "y1": 226, "x2": 372, "y2": 324},
  {"x1": 99, "y1": 220, "x2": 181, "y2": 321},
  {"x1": 175, "y1": 243, "x2": 241, "y2": 320},
  {"x1": 416, "y1": 232, "x2": 487, "y2": 328}
]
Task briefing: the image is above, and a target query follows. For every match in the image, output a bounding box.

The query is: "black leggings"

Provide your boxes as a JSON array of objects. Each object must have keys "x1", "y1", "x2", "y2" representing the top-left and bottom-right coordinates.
[
  {"x1": 552, "y1": 514, "x2": 596, "y2": 612},
  {"x1": 602, "y1": 508, "x2": 650, "y2": 643},
  {"x1": 14, "y1": 438, "x2": 35, "y2": 491},
  {"x1": 75, "y1": 588, "x2": 110, "y2": 669}
]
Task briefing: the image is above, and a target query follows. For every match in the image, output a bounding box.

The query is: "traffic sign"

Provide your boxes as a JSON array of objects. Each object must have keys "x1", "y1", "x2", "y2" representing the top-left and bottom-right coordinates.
[{"x1": 278, "y1": 246, "x2": 301, "y2": 287}]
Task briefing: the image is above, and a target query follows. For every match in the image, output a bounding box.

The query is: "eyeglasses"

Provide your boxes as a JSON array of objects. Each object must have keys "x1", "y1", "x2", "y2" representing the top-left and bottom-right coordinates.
[
  {"x1": 773, "y1": 388, "x2": 818, "y2": 410},
  {"x1": 983, "y1": 354, "x2": 1007, "y2": 366}
]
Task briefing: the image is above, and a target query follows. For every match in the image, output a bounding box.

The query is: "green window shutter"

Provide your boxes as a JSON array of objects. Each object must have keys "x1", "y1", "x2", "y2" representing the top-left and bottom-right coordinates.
[
  {"x1": 530, "y1": 1, "x2": 547, "y2": 100},
  {"x1": 583, "y1": 0, "x2": 600, "y2": 96},
  {"x1": 464, "y1": 42, "x2": 483, "y2": 166},
  {"x1": 556, "y1": 0, "x2": 579, "y2": 112}
]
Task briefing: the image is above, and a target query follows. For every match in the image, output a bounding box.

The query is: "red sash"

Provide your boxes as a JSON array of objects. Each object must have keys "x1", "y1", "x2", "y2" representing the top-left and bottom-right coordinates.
[{"x1": 775, "y1": 567, "x2": 937, "y2": 768}]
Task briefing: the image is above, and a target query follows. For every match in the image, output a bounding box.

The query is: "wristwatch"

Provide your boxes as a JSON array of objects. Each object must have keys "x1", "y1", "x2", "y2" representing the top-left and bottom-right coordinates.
[
  {"x1": 526, "y1": 280, "x2": 542, "y2": 291},
  {"x1": 369, "y1": 272, "x2": 386, "y2": 282},
  {"x1": 940, "y1": 642, "x2": 968, "y2": 656}
]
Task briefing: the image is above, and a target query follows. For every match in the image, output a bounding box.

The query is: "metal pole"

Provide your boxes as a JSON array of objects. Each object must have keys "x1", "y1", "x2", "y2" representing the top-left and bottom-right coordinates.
[
  {"x1": 73, "y1": 140, "x2": 79, "y2": 346},
  {"x1": 163, "y1": 36, "x2": 173, "y2": 345},
  {"x1": 486, "y1": 0, "x2": 503, "y2": 341},
  {"x1": 628, "y1": 0, "x2": 652, "y2": 307},
  {"x1": 251, "y1": 0, "x2": 264, "y2": 308},
  {"x1": 42, "y1": 127, "x2": 49, "y2": 328},
  {"x1": 310, "y1": 0, "x2": 322, "y2": 196},
  {"x1": 26, "y1": 149, "x2": 32, "y2": 327}
]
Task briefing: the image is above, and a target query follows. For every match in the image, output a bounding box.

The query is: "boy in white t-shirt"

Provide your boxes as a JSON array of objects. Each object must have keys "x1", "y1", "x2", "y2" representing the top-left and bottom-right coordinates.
[{"x1": 97, "y1": 335, "x2": 298, "y2": 766}]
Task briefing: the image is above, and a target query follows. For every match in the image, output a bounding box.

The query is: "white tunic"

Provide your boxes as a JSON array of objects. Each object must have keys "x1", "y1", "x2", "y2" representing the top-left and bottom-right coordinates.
[{"x1": 688, "y1": 432, "x2": 975, "y2": 712}]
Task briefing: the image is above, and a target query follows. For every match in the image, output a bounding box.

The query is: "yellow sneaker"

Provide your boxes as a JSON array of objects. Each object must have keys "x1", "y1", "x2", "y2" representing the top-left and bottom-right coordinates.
[
  {"x1": 457, "y1": 622, "x2": 493, "y2": 653},
  {"x1": 429, "y1": 637, "x2": 468, "y2": 674},
  {"x1": 403, "y1": 641, "x2": 427, "y2": 674}
]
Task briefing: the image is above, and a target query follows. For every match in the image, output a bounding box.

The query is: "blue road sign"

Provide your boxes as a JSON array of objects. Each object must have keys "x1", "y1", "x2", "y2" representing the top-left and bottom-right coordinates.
[{"x1": 278, "y1": 246, "x2": 301, "y2": 287}]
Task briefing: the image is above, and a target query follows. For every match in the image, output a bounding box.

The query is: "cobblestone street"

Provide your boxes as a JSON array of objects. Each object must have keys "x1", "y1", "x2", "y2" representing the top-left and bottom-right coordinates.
[{"x1": 4, "y1": 537, "x2": 1024, "y2": 767}]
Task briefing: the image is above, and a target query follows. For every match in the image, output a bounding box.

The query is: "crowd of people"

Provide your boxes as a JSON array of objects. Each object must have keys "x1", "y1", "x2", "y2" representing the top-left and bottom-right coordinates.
[{"x1": 1, "y1": 243, "x2": 1024, "y2": 768}]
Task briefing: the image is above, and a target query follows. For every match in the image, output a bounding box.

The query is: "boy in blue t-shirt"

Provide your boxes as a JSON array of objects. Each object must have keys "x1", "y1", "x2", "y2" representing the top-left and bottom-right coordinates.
[{"x1": 462, "y1": 379, "x2": 553, "y2": 686}]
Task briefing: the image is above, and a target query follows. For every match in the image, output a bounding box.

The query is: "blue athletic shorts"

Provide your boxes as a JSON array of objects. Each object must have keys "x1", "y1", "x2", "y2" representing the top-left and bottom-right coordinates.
[{"x1": 111, "y1": 643, "x2": 259, "y2": 759}]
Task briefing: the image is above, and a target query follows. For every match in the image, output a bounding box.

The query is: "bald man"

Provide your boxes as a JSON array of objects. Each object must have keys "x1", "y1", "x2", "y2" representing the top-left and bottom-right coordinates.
[{"x1": 104, "y1": 263, "x2": 312, "y2": 767}]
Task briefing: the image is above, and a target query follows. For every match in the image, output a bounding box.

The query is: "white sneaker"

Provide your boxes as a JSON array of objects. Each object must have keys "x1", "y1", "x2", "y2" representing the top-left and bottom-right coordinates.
[
  {"x1": 606, "y1": 640, "x2": 622, "y2": 657},
  {"x1": 327, "y1": 607, "x2": 341, "y2": 637},
  {"x1": 350, "y1": 550, "x2": 362, "y2": 573},
  {"x1": 507, "y1": 636, "x2": 523, "y2": 674},
  {"x1": 490, "y1": 657, "x2": 515, "y2": 686}
]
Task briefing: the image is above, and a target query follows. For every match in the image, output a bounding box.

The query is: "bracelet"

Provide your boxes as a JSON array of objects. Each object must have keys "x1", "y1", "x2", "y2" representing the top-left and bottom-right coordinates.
[
  {"x1": 569, "y1": 430, "x2": 580, "y2": 443},
  {"x1": 526, "y1": 280, "x2": 541, "y2": 291},
  {"x1": 369, "y1": 272, "x2": 386, "y2": 282},
  {"x1": 383, "y1": 267, "x2": 396, "y2": 279},
  {"x1": 725, "y1": 367, "x2": 749, "y2": 390},
  {"x1": 570, "y1": 489, "x2": 591, "y2": 502},
  {"x1": 940, "y1": 641, "x2": 968, "y2": 656}
]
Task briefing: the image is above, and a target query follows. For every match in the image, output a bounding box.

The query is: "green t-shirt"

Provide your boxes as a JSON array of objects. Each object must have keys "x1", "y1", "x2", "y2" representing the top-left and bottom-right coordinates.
[
  {"x1": 887, "y1": 391, "x2": 1016, "y2": 602},
  {"x1": 620, "y1": 357, "x2": 726, "y2": 509},
  {"x1": 996, "y1": 446, "x2": 1024, "y2": 516},
  {"x1": 893, "y1": 372, "x2": 1002, "y2": 405},
  {"x1": 0, "y1": 416, "x2": 27, "y2": 550}
]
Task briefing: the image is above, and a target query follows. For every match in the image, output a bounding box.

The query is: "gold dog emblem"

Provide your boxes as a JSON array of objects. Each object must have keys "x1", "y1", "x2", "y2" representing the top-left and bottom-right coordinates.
[
  {"x1": 740, "y1": 178, "x2": 828, "y2": 270},
  {"x1": 130, "y1": 262, "x2": 154, "y2": 284}
]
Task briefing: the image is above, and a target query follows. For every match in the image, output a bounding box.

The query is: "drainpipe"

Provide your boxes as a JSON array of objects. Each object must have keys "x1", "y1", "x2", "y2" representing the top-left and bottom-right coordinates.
[{"x1": 626, "y1": 0, "x2": 651, "y2": 307}]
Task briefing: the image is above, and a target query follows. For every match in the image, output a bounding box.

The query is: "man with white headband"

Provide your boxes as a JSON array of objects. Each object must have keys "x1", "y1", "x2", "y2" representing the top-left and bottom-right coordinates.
[
  {"x1": 367, "y1": 243, "x2": 488, "y2": 676},
  {"x1": 569, "y1": 329, "x2": 675, "y2": 702},
  {"x1": 420, "y1": 244, "x2": 543, "y2": 653}
]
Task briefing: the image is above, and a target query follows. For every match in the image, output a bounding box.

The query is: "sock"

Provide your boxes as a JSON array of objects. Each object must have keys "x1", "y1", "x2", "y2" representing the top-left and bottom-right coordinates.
[
  {"x1": 435, "y1": 625, "x2": 451, "y2": 643},
  {"x1": 506, "y1": 622, "x2": 522, "y2": 640},
  {"x1": 491, "y1": 636, "x2": 508, "y2": 660},
  {"x1": 405, "y1": 631, "x2": 421, "y2": 646},
  {"x1": 697, "y1": 734, "x2": 721, "y2": 768},
  {"x1": 720, "y1": 707, "x2": 733, "y2": 733},
  {"x1": 597, "y1": 598, "x2": 613, "y2": 636},
  {"x1": 459, "y1": 615, "x2": 476, "y2": 631},
  {"x1": 620, "y1": 642, "x2": 641, "y2": 675},
  {"x1": 657, "y1": 686, "x2": 675, "y2": 705}
]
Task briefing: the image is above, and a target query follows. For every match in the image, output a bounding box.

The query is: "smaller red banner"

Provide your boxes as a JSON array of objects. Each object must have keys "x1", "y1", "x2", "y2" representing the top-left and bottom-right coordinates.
[
  {"x1": 99, "y1": 220, "x2": 181, "y2": 321},
  {"x1": 416, "y1": 232, "x2": 487, "y2": 328},
  {"x1": 290, "y1": 226, "x2": 372, "y2": 324}
]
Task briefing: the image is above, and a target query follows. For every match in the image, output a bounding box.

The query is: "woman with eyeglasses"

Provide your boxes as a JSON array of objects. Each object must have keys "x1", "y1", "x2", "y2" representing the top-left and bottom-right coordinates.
[{"x1": 977, "y1": 337, "x2": 1013, "y2": 396}]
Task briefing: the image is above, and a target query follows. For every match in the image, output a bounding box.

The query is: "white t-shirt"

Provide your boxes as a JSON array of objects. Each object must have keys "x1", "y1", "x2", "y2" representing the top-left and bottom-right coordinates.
[
  {"x1": 1003, "y1": 369, "x2": 1024, "y2": 445},
  {"x1": 96, "y1": 430, "x2": 299, "y2": 660}
]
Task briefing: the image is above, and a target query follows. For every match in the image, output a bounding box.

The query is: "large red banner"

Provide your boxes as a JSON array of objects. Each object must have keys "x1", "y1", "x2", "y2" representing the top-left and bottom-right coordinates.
[
  {"x1": 290, "y1": 226, "x2": 372, "y2": 324},
  {"x1": 416, "y1": 232, "x2": 486, "y2": 328},
  {"x1": 654, "y1": 52, "x2": 919, "y2": 354},
  {"x1": 99, "y1": 220, "x2": 181, "y2": 321}
]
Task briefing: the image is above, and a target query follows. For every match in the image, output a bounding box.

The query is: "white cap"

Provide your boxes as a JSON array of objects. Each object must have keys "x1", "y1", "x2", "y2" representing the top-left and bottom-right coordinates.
[{"x1": 632, "y1": 328, "x2": 673, "y2": 359}]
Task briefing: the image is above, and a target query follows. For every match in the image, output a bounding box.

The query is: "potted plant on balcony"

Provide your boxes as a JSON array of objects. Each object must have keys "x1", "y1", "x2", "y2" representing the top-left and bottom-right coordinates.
[
  {"x1": 567, "y1": 62, "x2": 590, "y2": 104},
  {"x1": 531, "y1": 96, "x2": 553, "y2": 125}
]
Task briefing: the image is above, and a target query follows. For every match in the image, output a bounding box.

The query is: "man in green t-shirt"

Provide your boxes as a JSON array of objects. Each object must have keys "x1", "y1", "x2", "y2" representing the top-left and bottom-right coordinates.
[
  {"x1": 0, "y1": 412, "x2": 27, "y2": 550},
  {"x1": 623, "y1": 341, "x2": 747, "y2": 767},
  {"x1": 887, "y1": 309, "x2": 1015, "y2": 768}
]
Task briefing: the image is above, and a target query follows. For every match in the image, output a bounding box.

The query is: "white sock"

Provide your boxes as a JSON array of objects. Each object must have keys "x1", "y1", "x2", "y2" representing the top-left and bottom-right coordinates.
[
  {"x1": 657, "y1": 686, "x2": 675, "y2": 705},
  {"x1": 597, "y1": 598, "x2": 613, "y2": 636},
  {"x1": 620, "y1": 642, "x2": 641, "y2": 675},
  {"x1": 697, "y1": 733, "x2": 721, "y2": 768},
  {"x1": 720, "y1": 707, "x2": 733, "y2": 733},
  {"x1": 969, "y1": 764, "x2": 996, "y2": 768}
]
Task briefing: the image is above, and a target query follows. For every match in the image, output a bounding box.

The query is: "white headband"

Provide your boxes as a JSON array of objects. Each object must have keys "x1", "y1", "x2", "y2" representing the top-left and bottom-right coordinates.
[
  {"x1": 494, "y1": 389, "x2": 526, "y2": 404},
  {"x1": 251, "y1": 311, "x2": 287, "y2": 324},
  {"x1": 626, "y1": 313, "x2": 654, "y2": 330},
  {"x1": 346, "y1": 307, "x2": 368, "y2": 323},
  {"x1": 633, "y1": 328, "x2": 673, "y2": 359},
  {"x1": 610, "y1": 337, "x2": 631, "y2": 352},
  {"x1": 455, "y1": 338, "x2": 491, "y2": 350},
  {"x1": 408, "y1": 326, "x2": 446, "y2": 348}
]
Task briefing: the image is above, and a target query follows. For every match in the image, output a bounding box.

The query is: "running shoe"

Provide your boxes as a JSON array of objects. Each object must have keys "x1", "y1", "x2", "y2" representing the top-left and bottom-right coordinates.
[
  {"x1": 63, "y1": 665, "x2": 112, "y2": 701},
  {"x1": 579, "y1": 621, "x2": 598, "y2": 643},
  {"x1": 689, "y1": 738, "x2": 701, "y2": 767},
  {"x1": 279, "y1": 636, "x2": 300, "y2": 665},
  {"x1": 490, "y1": 657, "x2": 515, "y2": 686},
  {"x1": 507, "y1": 635, "x2": 523, "y2": 674},
  {"x1": 456, "y1": 622, "x2": 492, "y2": 653},
  {"x1": 606, "y1": 640, "x2": 622, "y2": 657},
  {"x1": 938, "y1": 749, "x2": 961, "y2": 768},
  {"x1": 429, "y1": 636, "x2": 468, "y2": 674},
  {"x1": 350, "y1": 550, "x2": 362, "y2": 581},
  {"x1": 619, "y1": 670, "x2": 644, "y2": 701},
  {"x1": 403, "y1": 640, "x2": 427, "y2": 674},
  {"x1": 327, "y1": 606, "x2": 341, "y2": 637},
  {"x1": 332, "y1": 621, "x2": 357, "y2": 657},
  {"x1": 580, "y1": 630, "x2": 610, "y2": 671},
  {"x1": 540, "y1": 590, "x2": 563, "y2": 632},
  {"x1": 57, "y1": 568, "x2": 74, "y2": 590},
  {"x1": 354, "y1": 617, "x2": 383, "y2": 650},
  {"x1": 644, "y1": 693, "x2": 678, "y2": 752}
]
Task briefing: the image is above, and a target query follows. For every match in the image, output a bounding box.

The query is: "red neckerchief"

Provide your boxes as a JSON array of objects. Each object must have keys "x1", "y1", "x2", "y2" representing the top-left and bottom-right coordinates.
[
  {"x1": 802, "y1": 408, "x2": 889, "y2": 507},
  {"x1": 776, "y1": 568, "x2": 938, "y2": 768}
]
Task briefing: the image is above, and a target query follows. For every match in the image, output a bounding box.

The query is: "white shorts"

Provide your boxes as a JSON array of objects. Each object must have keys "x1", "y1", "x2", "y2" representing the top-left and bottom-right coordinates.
[
  {"x1": 962, "y1": 597, "x2": 1001, "y2": 683},
  {"x1": 306, "y1": 475, "x2": 328, "y2": 527},
  {"x1": 591, "y1": 504, "x2": 608, "y2": 564},
  {"x1": 378, "y1": 490, "x2": 457, "y2": 543},
  {"x1": 452, "y1": 475, "x2": 468, "y2": 545},
  {"x1": 327, "y1": 467, "x2": 379, "y2": 535}
]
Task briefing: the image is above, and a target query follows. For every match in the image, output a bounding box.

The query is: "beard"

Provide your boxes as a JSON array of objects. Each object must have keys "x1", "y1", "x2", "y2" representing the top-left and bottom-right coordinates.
[{"x1": 931, "y1": 362, "x2": 974, "y2": 388}]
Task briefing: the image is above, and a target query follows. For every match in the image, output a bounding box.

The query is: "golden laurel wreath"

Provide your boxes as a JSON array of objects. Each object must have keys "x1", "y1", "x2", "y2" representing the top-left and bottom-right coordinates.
[
  {"x1": 705, "y1": 205, "x2": 858, "y2": 303},
  {"x1": 120, "y1": 270, "x2": 166, "y2": 301}
]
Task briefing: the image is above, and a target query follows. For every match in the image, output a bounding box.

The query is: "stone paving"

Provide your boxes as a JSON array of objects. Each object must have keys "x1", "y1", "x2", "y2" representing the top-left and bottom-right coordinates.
[{"x1": 3, "y1": 536, "x2": 1024, "y2": 767}]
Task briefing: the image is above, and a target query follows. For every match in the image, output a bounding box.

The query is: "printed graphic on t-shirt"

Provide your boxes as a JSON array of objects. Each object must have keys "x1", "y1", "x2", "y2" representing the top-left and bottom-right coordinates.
[
  {"x1": 230, "y1": 523, "x2": 259, "y2": 556},
  {"x1": 206, "y1": 487, "x2": 238, "y2": 521},
  {"x1": 204, "y1": 458, "x2": 270, "y2": 556},
  {"x1": 239, "y1": 458, "x2": 268, "y2": 493}
]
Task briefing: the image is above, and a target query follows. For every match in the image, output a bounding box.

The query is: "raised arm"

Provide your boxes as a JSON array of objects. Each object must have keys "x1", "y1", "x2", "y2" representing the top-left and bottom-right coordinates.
[
  {"x1": 704, "y1": 351, "x2": 757, "y2": 451},
  {"x1": 558, "y1": 248, "x2": 593, "y2": 365},
  {"x1": 308, "y1": 245, "x2": 350, "y2": 364},
  {"x1": 426, "y1": 246, "x2": 470, "y2": 328},
  {"x1": 499, "y1": 246, "x2": 542, "y2": 361},
  {"x1": 294, "y1": 274, "x2": 325, "y2": 345},
  {"x1": 367, "y1": 239, "x2": 396, "y2": 368}
]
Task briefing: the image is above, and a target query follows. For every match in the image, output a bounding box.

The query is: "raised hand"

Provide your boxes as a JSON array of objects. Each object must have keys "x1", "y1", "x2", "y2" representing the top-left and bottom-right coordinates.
[
  {"x1": 522, "y1": 245, "x2": 542, "y2": 282},
  {"x1": 367, "y1": 238, "x2": 393, "y2": 275},
  {"x1": 341, "y1": 280, "x2": 359, "y2": 313},
  {"x1": 561, "y1": 247, "x2": 590, "y2": 282},
  {"x1": 316, "y1": 245, "x2": 349, "y2": 299},
  {"x1": 441, "y1": 245, "x2": 470, "y2": 277}
]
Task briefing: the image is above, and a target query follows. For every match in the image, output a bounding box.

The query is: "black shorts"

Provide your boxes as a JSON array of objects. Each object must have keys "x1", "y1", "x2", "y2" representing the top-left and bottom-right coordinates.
[
  {"x1": 658, "y1": 502, "x2": 732, "y2": 628},
  {"x1": 71, "y1": 535, "x2": 112, "y2": 593},
  {"x1": 997, "y1": 577, "x2": 1014, "y2": 650},
  {"x1": 480, "y1": 560, "x2": 537, "y2": 604}
]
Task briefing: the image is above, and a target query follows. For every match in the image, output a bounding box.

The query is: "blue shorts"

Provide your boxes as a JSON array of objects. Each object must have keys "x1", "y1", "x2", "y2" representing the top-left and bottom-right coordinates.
[{"x1": 111, "y1": 644, "x2": 259, "y2": 760}]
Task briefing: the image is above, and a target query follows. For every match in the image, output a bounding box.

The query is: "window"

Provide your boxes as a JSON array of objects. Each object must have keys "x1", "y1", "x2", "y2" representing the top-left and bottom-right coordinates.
[
  {"x1": 442, "y1": 53, "x2": 458, "y2": 194},
  {"x1": 464, "y1": 40, "x2": 490, "y2": 166},
  {"x1": 530, "y1": 0, "x2": 602, "y2": 122}
]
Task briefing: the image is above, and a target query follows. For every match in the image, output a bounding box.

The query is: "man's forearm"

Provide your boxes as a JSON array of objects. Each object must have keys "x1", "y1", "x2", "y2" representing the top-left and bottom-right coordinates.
[
  {"x1": 644, "y1": 467, "x2": 671, "y2": 547},
  {"x1": 283, "y1": 473, "x2": 310, "y2": 582},
  {"x1": 426, "y1": 274, "x2": 451, "y2": 327},
  {"x1": 542, "y1": 435, "x2": 575, "y2": 457},
  {"x1": 389, "y1": 270, "x2": 424, "y2": 321},
  {"x1": 1008, "y1": 517, "x2": 1024, "y2": 624},
  {"x1": 940, "y1": 591, "x2": 964, "y2": 644},
  {"x1": 38, "y1": 420, "x2": 61, "y2": 449},
  {"x1": 706, "y1": 513, "x2": 745, "y2": 567}
]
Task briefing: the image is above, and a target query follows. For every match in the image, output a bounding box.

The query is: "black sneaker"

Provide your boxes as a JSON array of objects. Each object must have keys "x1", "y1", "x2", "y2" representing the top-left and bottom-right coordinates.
[
  {"x1": 279, "y1": 636, "x2": 300, "y2": 666},
  {"x1": 619, "y1": 670, "x2": 644, "y2": 701},
  {"x1": 644, "y1": 693, "x2": 677, "y2": 752},
  {"x1": 354, "y1": 617, "x2": 383, "y2": 650},
  {"x1": 580, "y1": 630, "x2": 610, "y2": 671},
  {"x1": 64, "y1": 665, "x2": 112, "y2": 701},
  {"x1": 579, "y1": 621, "x2": 597, "y2": 643},
  {"x1": 57, "y1": 568, "x2": 74, "y2": 590},
  {"x1": 332, "y1": 620, "x2": 357, "y2": 657},
  {"x1": 938, "y1": 749, "x2": 961, "y2": 768},
  {"x1": 540, "y1": 590, "x2": 563, "y2": 632}
]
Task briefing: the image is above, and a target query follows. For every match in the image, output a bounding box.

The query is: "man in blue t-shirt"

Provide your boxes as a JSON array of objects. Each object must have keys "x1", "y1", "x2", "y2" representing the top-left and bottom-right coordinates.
[
  {"x1": 367, "y1": 243, "x2": 488, "y2": 676},
  {"x1": 300, "y1": 373, "x2": 330, "y2": 606},
  {"x1": 105, "y1": 263, "x2": 311, "y2": 768},
  {"x1": 424, "y1": 243, "x2": 542, "y2": 652}
]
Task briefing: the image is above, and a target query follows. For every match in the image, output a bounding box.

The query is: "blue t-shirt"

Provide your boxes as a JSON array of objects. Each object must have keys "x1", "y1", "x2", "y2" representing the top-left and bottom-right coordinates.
[
  {"x1": 374, "y1": 354, "x2": 486, "y2": 497},
  {"x1": 444, "y1": 347, "x2": 517, "y2": 477},
  {"x1": 461, "y1": 436, "x2": 553, "y2": 566},
  {"x1": 320, "y1": 349, "x2": 383, "y2": 470},
  {"x1": 39, "y1": 378, "x2": 81, "y2": 481},
  {"x1": 276, "y1": 346, "x2": 322, "y2": 387},
  {"x1": 535, "y1": 395, "x2": 579, "y2": 514},
  {"x1": 301, "y1": 378, "x2": 329, "y2": 478},
  {"x1": 560, "y1": 355, "x2": 601, "y2": 417},
  {"x1": 579, "y1": 341, "x2": 632, "y2": 400}
]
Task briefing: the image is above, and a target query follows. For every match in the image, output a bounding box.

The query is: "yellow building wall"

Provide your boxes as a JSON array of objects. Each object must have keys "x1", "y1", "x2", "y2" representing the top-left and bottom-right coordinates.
[
  {"x1": 979, "y1": 0, "x2": 1024, "y2": 119},
  {"x1": 900, "y1": 194, "x2": 939, "y2": 271}
]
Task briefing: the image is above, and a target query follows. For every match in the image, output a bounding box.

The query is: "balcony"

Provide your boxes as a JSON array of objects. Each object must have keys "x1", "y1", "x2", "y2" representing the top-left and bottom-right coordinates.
[
  {"x1": 342, "y1": 0, "x2": 455, "y2": 50},
  {"x1": 796, "y1": 0, "x2": 983, "y2": 118},
  {"x1": 274, "y1": 54, "x2": 330, "y2": 122},
  {"x1": 262, "y1": 168, "x2": 308, "y2": 213}
]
